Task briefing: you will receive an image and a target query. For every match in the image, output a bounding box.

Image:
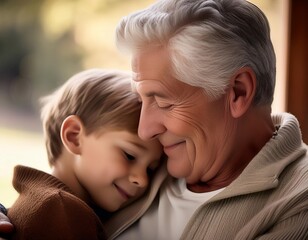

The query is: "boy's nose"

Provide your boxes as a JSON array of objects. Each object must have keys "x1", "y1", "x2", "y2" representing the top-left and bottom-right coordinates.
[{"x1": 129, "y1": 169, "x2": 148, "y2": 188}]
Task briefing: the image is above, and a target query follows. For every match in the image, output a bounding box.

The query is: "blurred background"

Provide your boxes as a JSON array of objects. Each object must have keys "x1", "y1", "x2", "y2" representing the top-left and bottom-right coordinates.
[{"x1": 0, "y1": 0, "x2": 307, "y2": 207}]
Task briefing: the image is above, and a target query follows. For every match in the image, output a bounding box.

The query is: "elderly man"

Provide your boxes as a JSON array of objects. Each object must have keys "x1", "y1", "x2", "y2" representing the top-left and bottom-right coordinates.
[{"x1": 1, "y1": 0, "x2": 308, "y2": 239}]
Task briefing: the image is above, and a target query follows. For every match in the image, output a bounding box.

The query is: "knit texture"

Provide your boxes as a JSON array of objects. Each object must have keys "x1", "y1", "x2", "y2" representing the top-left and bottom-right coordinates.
[{"x1": 8, "y1": 166, "x2": 106, "y2": 240}]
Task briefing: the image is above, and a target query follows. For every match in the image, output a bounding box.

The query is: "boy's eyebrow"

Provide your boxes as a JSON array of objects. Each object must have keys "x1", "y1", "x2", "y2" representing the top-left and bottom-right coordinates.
[{"x1": 127, "y1": 140, "x2": 147, "y2": 150}]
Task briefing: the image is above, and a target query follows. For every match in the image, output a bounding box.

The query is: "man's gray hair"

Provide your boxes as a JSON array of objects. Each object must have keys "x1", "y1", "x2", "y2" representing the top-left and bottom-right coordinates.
[{"x1": 116, "y1": 0, "x2": 276, "y2": 105}]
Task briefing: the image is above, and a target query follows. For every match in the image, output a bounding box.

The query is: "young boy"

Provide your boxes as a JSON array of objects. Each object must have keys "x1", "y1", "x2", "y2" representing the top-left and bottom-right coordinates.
[{"x1": 7, "y1": 69, "x2": 164, "y2": 240}]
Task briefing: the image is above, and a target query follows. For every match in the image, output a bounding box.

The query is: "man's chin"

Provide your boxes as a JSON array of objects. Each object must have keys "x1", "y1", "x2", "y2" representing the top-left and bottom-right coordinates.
[{"x1": 167, "y1": 165, "x2": 186, "y2": 179}]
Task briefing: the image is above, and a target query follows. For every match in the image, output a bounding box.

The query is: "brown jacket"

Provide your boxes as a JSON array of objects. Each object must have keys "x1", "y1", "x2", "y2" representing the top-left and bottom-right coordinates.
[{"x1": 8, "y1": 166, "x2": 106, "y2": 240}]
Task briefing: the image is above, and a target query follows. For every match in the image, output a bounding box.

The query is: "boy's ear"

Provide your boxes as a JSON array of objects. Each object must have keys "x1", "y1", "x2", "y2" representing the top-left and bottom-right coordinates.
[
  {"x1": 61, "y1": 115, "x2": 83, "y2": 155},
  {"x1": 228, "y1": 67, "x2": 256, "y2": 118}
]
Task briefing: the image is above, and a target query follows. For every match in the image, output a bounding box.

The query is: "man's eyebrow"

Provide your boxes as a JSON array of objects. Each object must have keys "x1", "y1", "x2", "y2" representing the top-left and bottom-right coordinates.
[
  {"x1": 132, "y1": 77, "x2": 169, "y2": 98},
  {"x1": 144, "y1": 91, "x2": 168, "y2": 98}
]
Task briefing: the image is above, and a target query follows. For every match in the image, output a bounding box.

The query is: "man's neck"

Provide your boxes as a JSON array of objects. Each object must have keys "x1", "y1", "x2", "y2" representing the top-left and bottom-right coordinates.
[{"x1": 188, "y1": 106, "x2": 275, "y2": 193}]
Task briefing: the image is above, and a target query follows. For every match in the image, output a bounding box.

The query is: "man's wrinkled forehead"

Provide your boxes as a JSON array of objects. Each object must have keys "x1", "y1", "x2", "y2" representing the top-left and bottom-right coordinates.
[
  {"x1": 131, "y1": 53, "x2": 149, "y2": 83},
  {"x1": 130, "y1": 73, "x2": 140, "y2": 93},
  {"x1": 132, "y1": 71, "x2": 140, "y2": 82},
  {"x1": 131, "y1": 45, "x2": 171, "y2": 81}
]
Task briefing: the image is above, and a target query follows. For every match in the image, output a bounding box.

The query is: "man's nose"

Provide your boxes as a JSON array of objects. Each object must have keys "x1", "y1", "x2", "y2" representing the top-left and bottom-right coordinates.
[{"x1": 138, "y1": 105, "x2": 165, "y2": 140}]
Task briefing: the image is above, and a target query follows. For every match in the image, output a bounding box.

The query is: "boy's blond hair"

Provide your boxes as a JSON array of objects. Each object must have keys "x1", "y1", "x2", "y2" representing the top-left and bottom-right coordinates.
[{"x1": 40, "y1": 69, "x2": 141, "y2": 166}]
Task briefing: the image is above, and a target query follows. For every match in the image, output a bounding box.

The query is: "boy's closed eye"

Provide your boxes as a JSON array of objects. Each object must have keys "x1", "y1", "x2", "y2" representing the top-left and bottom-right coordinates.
[{"x1": 124, "y1": 152, "x2": 136, "y2": 161}]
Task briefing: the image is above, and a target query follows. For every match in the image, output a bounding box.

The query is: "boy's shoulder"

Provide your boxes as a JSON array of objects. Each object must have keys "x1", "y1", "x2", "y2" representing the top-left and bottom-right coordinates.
[{"x1": 8, "y1": 165, "x2": 105, "y2": 239}]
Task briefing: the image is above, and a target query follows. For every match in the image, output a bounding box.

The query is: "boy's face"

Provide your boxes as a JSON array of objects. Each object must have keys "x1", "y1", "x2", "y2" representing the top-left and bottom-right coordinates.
[{"x1": 74, "y1": 130, "x2": 163, "y2": 212}]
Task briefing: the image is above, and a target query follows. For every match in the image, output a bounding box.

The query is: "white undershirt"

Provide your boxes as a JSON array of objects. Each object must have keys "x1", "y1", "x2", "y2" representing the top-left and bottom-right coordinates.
[{"x1": 117, "y1": 178, "x2": 224, "y2": 240}]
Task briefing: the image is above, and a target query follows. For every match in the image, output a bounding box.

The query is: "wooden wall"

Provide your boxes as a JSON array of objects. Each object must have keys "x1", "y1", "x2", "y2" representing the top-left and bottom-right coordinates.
[{"x1": 287, "y1": 0, "x2": 308, "y2": 143}]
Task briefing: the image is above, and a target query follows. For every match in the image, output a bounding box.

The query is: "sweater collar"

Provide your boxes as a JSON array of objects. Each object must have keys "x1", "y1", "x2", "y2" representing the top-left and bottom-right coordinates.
[
  {"x1": 211, "y1": 113, "x2": 306, "y2": 200},
  {"x1": 13, "y1": 165, "x2": 72, "y2": 193}
]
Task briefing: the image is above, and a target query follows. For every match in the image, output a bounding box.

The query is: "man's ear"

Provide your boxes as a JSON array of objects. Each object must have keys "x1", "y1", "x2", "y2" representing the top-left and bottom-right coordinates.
[
  {"x1": 228, "y1": 67, "x2": 256, "y2": 118},
  {"x1": 61, "y1": 115, "x2": 84, "y2": 155}
]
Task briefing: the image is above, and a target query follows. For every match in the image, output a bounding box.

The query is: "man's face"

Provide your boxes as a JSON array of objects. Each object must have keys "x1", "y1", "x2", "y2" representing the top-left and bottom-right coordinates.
[{"x1": 132, "y1": 46, "x2": 231, "y2": 184}]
